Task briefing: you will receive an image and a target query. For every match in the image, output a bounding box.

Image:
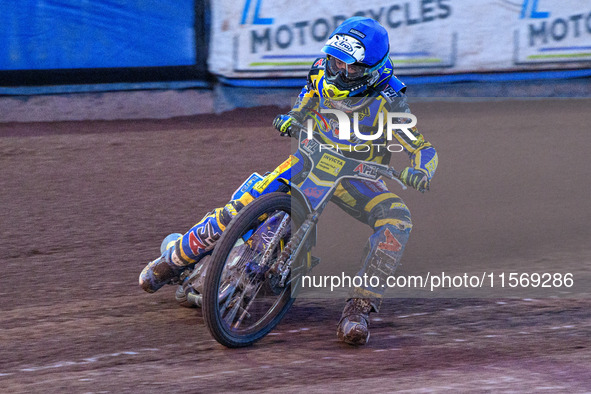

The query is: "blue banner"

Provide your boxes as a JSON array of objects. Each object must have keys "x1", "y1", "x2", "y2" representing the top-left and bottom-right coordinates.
[{"x1": 0, "y1": 1, "x2": 197, "y2": 70}]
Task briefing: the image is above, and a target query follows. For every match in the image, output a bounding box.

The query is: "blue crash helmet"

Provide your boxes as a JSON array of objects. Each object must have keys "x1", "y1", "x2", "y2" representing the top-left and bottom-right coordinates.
[{"x1": 321, "y1": 17, "x2": 391, "y2": 99}]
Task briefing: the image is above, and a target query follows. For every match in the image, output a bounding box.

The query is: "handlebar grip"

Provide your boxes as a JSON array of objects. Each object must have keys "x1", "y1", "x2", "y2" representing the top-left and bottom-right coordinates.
[
  {"x1": 377, "y1": 167, "x2": 400, "y2": 180},
  {"x1": 377, "y1": 167, "x2": 407, "y2": 190}
]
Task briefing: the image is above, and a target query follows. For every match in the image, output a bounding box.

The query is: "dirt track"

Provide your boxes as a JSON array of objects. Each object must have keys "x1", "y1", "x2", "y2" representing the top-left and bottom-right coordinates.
[{"x1": 1, "y1": 100, "x2": 590, "y2": 392}]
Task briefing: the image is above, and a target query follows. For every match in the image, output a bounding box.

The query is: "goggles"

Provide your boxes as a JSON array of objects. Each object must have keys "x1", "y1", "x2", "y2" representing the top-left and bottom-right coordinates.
[{"x1": 326, "y1": 55, "x2": 370, "y2": 81}]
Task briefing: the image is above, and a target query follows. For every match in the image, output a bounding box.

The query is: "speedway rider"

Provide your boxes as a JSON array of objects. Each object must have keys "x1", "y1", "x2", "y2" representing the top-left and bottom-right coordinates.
[{"x1": 140, "y1": 17, "x2": 438, "y2": 346}]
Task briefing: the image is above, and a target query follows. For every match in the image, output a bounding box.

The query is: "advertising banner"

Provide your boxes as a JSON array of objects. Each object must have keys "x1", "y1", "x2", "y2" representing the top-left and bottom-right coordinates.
[{"x1": 209, "y1": 0, "x2": 591, "y2": 78}]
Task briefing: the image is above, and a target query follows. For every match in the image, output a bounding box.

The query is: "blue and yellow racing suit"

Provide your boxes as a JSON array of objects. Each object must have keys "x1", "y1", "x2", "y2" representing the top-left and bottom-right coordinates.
[{"x1": 172, "y1": 58, "x2": 438, "y2": 305}]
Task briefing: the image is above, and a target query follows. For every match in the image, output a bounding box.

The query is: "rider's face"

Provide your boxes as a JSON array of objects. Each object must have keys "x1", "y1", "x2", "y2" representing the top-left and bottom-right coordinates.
[
  {"x1": 333, "y1": 57, "x2": 347, "y2": 72},
  {"x1": 327, "y1": 55, "x2": 368, "y2": 80}
]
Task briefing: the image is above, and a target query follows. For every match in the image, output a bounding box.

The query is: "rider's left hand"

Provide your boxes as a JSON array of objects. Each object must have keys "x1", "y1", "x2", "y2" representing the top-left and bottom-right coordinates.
[{"x1": 400, "y1": 167, "x2": 430, "y2": 193}]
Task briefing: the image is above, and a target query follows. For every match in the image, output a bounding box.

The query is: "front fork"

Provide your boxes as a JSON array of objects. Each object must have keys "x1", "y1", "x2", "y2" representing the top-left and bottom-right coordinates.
[
  {"x1": 269, "y1": 211, "x2": 320, "y2": 288},
  {"x1": 268, "y1": 187, "x2": 335, "y2": 287}
]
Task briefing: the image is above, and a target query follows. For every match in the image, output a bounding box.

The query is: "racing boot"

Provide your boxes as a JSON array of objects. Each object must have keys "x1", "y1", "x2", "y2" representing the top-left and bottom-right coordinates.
[
  {"x1": 336, "y1": 298, "x2": 376, "y2": 346},
  {"x1": 139, "y1": 233, "x2": 184, "y2": 293}
]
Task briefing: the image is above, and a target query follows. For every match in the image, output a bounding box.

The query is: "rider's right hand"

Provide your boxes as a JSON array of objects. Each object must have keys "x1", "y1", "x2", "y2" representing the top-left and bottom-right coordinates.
[{"x1": 273, "y1": 114, "x2": 294, "y2": 137}]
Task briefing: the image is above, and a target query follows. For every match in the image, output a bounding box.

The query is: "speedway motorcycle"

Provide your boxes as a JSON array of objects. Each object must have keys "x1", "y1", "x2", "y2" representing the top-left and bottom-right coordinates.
[{"x1": 174, "y1": 121, "x2": 406, "y2": 348}]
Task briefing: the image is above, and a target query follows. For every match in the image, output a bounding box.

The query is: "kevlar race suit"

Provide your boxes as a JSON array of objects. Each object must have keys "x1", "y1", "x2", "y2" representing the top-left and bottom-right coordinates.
[{"x1": 168, "y1": 57, "x2": 438, "y2": 307}]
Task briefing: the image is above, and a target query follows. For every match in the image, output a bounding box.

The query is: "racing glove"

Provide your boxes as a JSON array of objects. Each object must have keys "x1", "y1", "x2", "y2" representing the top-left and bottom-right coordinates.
[
  {"x1": 400, "y1": 167, "x2": 430, "y2": 193},
  {"x1": 273, "y1": 114, "x2": 294, "y2": 137},
  {"x1": 273, "y1": 110, "x2": 307, "y2": 137}
]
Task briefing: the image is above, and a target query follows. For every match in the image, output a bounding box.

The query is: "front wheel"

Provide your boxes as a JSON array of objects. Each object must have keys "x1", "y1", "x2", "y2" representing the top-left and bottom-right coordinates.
[{"x1": 202, "y1": 192, "x2": 307, "y2": 348}]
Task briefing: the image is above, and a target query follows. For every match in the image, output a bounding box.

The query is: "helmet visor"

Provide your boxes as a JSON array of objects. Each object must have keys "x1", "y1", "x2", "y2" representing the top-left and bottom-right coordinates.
[{"x1": 326, "y1": 55, "x2": 370, "y2": 81}]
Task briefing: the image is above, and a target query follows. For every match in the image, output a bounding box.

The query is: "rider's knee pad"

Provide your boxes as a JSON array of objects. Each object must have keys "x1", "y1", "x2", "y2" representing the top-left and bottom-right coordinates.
[
  {"x1": 218, "y1": 192, "x2": 255, "y2": 228},
  {"x1": 367, "y1": 197, "x2": 412, "y2": 232}
]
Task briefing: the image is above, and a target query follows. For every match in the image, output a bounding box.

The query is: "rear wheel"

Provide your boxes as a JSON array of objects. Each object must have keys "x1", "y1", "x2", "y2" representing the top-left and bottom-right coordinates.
[{"x1": 202, "y1": 192, "x2": 307, "y2": 348}]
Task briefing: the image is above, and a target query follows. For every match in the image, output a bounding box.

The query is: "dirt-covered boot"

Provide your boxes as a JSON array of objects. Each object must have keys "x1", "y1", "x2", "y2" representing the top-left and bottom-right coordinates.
[
  {"x1": 336, "y1": 298, "x2": 375, "y2": 345},
  {"x1": 139, "y1": 233, "x2": 184, "y2": 293}
]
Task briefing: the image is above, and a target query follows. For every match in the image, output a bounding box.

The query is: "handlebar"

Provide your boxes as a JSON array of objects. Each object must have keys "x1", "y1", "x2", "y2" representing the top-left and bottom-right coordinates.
[
  {"x1": 377, "y1": 166, "x2": 400, "y2": 180},
  {"x1": 285, "y1": 120, "x2": 307, "y2": 139},
  {"x1": 288, "y1": 120, "x2": 408, "y2": 190}
]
